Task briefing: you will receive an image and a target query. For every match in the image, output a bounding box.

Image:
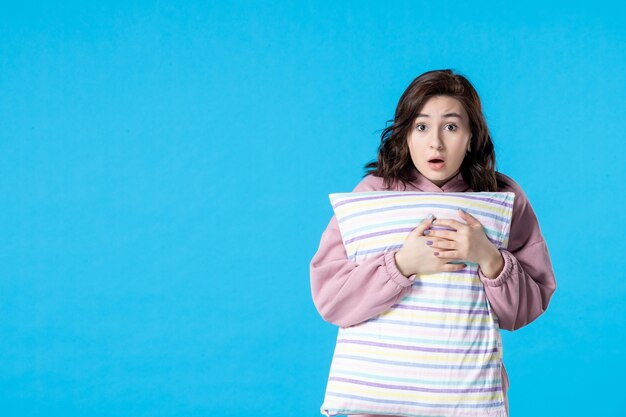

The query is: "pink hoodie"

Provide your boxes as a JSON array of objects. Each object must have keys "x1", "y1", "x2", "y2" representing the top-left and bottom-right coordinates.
[{"x1": 310, "y1": 168, "x2": 557, "y2": 417}]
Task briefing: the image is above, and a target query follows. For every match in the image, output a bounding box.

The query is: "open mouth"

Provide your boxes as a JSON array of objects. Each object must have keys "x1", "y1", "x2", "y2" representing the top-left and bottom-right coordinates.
[{"x1": 428, "y1": 158, "x2": 446, "y2": 170}]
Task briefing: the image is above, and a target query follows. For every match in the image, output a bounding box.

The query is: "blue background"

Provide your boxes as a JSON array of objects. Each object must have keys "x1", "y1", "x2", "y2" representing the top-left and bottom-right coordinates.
[{"x1": 1, "y1": 1, "x2": 624, "y2": 416}]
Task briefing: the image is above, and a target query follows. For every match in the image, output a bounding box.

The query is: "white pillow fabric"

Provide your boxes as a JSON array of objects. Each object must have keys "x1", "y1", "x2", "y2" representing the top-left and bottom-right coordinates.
[{"x1": 320, "y1": 191, "x2": 514, "y2": 417}]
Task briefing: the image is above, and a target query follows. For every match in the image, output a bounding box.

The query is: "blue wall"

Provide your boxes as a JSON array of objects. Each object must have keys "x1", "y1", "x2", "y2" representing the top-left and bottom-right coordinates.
[{"x1": 1, "y1": 1, "x2": 624, "y2": 415}]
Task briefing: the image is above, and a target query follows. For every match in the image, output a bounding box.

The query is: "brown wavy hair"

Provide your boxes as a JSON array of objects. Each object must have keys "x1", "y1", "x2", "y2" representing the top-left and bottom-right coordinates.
[{"x1": 364, "y1": 69, "x2": 504, "y2": 191}]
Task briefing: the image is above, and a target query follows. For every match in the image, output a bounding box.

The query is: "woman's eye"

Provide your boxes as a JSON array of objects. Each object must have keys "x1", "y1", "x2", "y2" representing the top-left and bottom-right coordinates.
[
  {"x1": 445, "y1": 124, "x2": 458, "y2": 131},
  {"x1": 416, "y1": 124, "x2": 426, "y2": 131}
]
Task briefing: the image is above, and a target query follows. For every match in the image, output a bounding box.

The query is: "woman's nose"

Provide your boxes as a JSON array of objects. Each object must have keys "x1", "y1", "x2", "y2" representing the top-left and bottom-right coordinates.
[{"x1": 429, "y1": 131, "x2": 444, "y2": 149}]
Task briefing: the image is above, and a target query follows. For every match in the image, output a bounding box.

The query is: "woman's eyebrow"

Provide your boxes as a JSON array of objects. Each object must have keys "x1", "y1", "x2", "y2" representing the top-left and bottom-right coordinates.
[{"x1": 416, "y1": 112, "x2": 463, "y2": 119}]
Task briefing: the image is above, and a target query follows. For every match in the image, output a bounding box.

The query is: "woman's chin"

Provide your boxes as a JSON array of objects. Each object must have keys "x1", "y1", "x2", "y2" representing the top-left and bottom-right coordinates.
[{"x1": 421, "y1": 169, "x2": 459, "y2": 187}]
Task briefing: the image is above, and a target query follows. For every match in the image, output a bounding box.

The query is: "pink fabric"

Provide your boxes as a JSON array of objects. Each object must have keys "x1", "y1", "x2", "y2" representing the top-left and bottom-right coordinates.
[{"x1": 310, "y1": 168, "x2": 557, "y2": 417}]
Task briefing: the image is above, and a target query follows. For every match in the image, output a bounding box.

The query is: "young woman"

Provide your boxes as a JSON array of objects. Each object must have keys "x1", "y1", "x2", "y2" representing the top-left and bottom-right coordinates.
[{"x1": 310, "y1": 69, "x2": 557, "y2": 417}]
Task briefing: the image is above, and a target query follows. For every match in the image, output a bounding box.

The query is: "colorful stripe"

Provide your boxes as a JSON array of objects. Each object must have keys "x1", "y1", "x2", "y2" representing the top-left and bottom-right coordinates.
[
  {"x1": 329, "y1": 376, "x2": 501, "y2": 393},
  {"x1": 326, "y1": 391, "x2": 505, "y2": 408},
  {"x1": 331, "y1": 191, "x2": 514, "y2": 209},
  {"x1": 342, "y1": 218, "x2": 505, "y2": 244},
  {"x1": 341, "y1": 331, "x2": 495, "y2": 347},
  {"x1": 337, "y1": 339, "x2": 498, "y2": 354},
  {"x1": 332, "y1": 354, "x2": 501, "y2": 370},
  {"x1": 338, "y1": 203, "x2": 511, "y2": 226},
  {"x1": 330, "y1": 368, "x2": 501, "y2": 386}
]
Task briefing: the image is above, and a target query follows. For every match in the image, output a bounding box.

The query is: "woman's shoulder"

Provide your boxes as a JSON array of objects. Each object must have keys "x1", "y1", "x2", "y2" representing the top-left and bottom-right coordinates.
[
  {"x1": 495, "y1": 171, "x2": 535, "y2": 223},
  {"x1": 495, "y1": 171, "x2": 522, "y2": 192},
  {"x1": 494, "y1": 173, "x2": 545, "y2": 249},
  {"x1": 351, "y1": 173, "x2": 387, "y2": 192}
]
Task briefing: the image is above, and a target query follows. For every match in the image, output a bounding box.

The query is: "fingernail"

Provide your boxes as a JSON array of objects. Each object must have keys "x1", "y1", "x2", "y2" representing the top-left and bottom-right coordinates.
[
  {"x1": 434, "y1": 252, "x2": 439, "y2": 256},
  {"x1": 424, "y1": 230, "x2": 431, "y2": 235},
  {"x1": 426, "y1": 240, "x2": 433, "y2": 245}
]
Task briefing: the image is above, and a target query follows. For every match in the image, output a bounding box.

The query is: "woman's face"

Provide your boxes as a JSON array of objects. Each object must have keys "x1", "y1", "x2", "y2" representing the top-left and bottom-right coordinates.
[{"x1": 407, "y1": 95, "x2": 472, "y2": 187}]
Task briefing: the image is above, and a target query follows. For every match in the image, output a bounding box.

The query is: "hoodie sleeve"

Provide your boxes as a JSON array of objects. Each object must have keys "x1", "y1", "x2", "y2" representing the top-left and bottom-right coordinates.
[
  {"x1": 477, "y1": 179, "x2": 557, "y2": 331},
  {"x1": 309, "y1": 176, "x2": 416, "y2": 328}
]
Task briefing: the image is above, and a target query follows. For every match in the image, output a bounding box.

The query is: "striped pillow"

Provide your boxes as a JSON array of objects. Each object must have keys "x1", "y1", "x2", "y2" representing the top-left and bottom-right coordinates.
[{"x1": 321, "y1": 191, "x2": 514, "y2": 417}]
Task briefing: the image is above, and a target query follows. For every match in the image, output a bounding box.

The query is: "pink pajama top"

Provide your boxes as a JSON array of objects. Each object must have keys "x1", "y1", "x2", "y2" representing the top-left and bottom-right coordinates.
[{"x1": 310, "y1": 168, "x2": 557, "y2": 417}]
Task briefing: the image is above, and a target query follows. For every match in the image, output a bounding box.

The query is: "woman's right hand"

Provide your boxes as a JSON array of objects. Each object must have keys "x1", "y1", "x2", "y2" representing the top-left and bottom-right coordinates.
[{"x1": 394, "y1": 216, "x2": 467, "y2": 276}]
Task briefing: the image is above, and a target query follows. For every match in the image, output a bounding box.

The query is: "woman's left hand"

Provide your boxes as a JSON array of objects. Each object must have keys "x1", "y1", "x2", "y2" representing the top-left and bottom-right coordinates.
[{"x1": 423, "y1": 209, "x2": 504, "y2": 278}]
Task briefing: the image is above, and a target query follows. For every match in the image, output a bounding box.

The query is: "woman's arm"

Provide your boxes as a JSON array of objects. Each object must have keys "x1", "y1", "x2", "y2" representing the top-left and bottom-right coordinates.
[
  {"x1": 477, "y1": 178, "x2": 557, "y2": 331},
  {"x1": 310, "y1": 215, "x2": 415, "y2": 328},
  {"x1": 309, "y1": 175, "x2": 415, "y2": 328}
]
